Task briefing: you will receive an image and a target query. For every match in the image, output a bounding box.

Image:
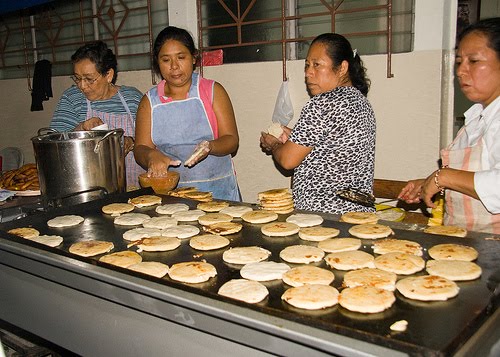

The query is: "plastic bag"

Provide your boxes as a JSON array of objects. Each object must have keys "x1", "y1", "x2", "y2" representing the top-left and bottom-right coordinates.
[{"x1": 271, "y1": 80, "x2": 293, "y2": 126}]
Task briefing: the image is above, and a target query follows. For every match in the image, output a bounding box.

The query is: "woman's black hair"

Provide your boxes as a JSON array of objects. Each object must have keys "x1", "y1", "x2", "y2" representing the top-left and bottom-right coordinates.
[
  {"x1": 71, "y1": 41, "x2": 118, "y2": 84},
  {"x1": 152, "y1": 26, "x2": 197, "y2": 75},
  {"x1": 457, "y1": 17, "x2": 500, "y2": 59},
  {"x1": 311, "y1": 33, "x2": 370, "y2": 96}
]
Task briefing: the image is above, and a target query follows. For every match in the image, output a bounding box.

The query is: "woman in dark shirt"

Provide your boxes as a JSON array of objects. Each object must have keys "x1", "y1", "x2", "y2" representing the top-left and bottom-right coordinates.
[{"x1": 261, "y1": 33, "x2": 376, "y2": 214}]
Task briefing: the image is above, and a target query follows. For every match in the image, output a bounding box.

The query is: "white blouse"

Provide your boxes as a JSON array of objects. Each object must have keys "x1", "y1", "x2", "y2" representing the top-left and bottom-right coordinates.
[{"x1": 456, "y1": 96, "x2": 500, "y2": 213}]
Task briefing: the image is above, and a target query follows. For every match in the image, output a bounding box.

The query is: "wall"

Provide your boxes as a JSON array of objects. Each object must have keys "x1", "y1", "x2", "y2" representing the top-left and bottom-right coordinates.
[
  {"x1": 0, "y1": 0, "x2": 457, "y2": 204},
  {"x1": 480, "y1": 0, "x2": 500, "y2": 19}
]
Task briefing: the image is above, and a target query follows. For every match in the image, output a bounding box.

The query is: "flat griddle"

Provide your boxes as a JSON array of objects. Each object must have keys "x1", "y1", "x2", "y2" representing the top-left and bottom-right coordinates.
[{"x1": 0, "y1": 188, "x2": 498, "y2": 356}]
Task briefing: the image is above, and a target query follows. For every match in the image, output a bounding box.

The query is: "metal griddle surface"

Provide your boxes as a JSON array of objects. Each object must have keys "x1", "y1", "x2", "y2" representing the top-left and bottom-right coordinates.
[{"x1": 0, "y1": 189, "x2": 498, "y2": 356}]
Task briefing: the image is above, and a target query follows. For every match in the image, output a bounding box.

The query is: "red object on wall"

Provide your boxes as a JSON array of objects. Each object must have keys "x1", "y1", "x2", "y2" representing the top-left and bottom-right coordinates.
[{"x1": 202, "y1": 49, "x2": 223, "y2": 66}]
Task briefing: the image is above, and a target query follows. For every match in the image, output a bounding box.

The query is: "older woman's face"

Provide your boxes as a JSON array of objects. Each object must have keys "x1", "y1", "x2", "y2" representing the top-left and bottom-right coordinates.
[
  {"x1": 73, "y1": 59, "x2": 112, "y2": 101},
  {"x1": 158, "y1": 39, "x2": 196, "y2": 89},
  {"x1": 305, "y1": 42, "x2": 345, "y2": 96},
  {"x1": 456, "y1": 32, "x2": 500, "y2": 107}
]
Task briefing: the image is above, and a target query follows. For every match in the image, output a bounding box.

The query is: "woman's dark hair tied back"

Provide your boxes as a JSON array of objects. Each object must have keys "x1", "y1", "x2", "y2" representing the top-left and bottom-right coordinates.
[
  {"x1": 71, "y1": 40, "x2": 118, "y2": 84},
  {"x1": 458, "y1": 17, "x2": 500, "y2": 59},
  {"x1": 312, "y1": 33, "x2": 371, "y2": 96},
  {"x1": 152, "y1": 26, "x2": 198, "y2": 75}
]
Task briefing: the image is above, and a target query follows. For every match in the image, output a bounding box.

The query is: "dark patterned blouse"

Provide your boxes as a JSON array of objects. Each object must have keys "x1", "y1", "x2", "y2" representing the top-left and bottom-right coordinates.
[{"x1": 289, "y1": 86, "x2": 376, "y2": 214}]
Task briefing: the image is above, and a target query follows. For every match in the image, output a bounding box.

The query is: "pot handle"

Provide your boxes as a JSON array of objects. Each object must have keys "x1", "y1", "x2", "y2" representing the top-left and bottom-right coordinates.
[
  {"x1": 38, "y1": 127, "x2": 58, "y2": 136},
  {"x1": 94, "y1": 129, "x2": 122, "y2": 153},
  {"x1": 47, "y1": 187, "x2": 109, "y2": 208}
]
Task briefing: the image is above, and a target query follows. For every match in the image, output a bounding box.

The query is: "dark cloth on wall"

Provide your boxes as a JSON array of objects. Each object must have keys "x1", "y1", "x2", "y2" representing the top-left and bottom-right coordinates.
[{"x1": 31, "y1": 59, "x2": 53, "y2": 111}]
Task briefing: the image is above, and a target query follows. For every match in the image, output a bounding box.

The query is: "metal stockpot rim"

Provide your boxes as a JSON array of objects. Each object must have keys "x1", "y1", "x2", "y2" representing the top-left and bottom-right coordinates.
[{"x1": 32, "y1": 127, "x2": 124, "y2": 142}]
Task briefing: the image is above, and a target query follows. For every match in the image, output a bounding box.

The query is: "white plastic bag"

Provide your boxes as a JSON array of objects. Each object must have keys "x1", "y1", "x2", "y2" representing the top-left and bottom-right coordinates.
[{"x1": 272, "y1": 80, "x2": 293, "y2": 126}]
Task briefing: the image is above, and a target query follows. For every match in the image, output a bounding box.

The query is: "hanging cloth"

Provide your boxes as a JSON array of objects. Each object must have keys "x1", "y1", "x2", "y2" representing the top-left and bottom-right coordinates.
[{"x1": 30, "y1": 59, "x2": 53, "y2": 111}]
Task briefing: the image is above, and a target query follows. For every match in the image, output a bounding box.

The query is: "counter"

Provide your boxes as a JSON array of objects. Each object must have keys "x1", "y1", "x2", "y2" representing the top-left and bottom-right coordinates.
[{"x1": 0, "y1": 190, "x2": 498, "y2": 356}]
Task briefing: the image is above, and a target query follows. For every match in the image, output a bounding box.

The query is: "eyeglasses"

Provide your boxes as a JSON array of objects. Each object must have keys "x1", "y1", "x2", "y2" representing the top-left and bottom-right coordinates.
[{"x1": 70, "y1": 73, "x2": 102, "y2": 86}]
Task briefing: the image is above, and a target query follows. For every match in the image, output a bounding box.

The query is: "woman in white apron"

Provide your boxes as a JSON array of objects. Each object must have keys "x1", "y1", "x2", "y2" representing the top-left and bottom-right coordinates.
[
  {"x1": 50, "y1": 41, "x2": 144, "y2": 187},
  {"x1": 398, "y1": 18, "x2": 500, "y2": 234},
  {"x1": 134, "y1": 26, "x2": 240, "y2": 201}
]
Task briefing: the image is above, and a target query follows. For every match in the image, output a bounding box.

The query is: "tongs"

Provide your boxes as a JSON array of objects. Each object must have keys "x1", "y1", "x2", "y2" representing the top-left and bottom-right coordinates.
[{"x1": 336, "y1": 188, "x2": 397, "y2": 208}]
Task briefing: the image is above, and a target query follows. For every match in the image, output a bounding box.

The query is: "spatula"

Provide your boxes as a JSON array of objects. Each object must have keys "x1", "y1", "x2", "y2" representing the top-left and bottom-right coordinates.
[{"x1": 336, "y1": 189, "x2": 397, "y2": 208}]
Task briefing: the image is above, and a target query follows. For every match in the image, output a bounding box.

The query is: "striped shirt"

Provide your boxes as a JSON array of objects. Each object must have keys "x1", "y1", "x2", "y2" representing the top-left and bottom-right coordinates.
[{"x1": 50, "y1": 85, "x2": 143, "y2": 132}]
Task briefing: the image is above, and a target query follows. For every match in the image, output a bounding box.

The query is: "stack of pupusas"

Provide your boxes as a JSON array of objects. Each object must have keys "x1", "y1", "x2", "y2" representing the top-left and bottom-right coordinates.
[
  {"x1": 257, "y1": 188, "x2": 294, "y2": 214},
  {"x1": 168, "y1": 186, "x2": 213, "y2": 202}
]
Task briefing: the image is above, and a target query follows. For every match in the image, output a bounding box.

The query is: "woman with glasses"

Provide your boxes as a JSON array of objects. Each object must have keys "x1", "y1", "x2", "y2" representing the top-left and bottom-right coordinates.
[{"x1": 50, "y1": 41, "x2": 144, "y2": 187}]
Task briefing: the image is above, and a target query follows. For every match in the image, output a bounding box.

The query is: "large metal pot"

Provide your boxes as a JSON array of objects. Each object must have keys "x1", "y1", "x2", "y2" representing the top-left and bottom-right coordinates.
[{"x1": 31, "y1": 129, "x2": 126, "y2": 206}]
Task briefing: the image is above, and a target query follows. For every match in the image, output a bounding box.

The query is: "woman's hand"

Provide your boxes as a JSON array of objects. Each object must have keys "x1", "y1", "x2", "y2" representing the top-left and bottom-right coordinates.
[
  {"x1": 145, "y1": 149, "x2": 181, "y2": 177},
  {"x1": 398, "y1": 179, "x2": 425, "y2": 204},
  {"x1": 399, "y1": 168, "x2": 478, "y2": 209},
  {"x1": 399, "y1": 172, "x2": 441, "y2": 209},
  {"x1": 419, "y1": 172, "x2": 443, "y2": 208},
  {"x1": 260, "y1": 129, "x2": 311, "y2": 170},
  {"x1": 74, "y1": 117, "x2": 104, "y2": 131},
  {"x1": 260, "y1": 132, "x2": 282, "y2": 152},
  {"x1": 280, "y1": 126, "x2": 292, "y2": 143},
  {"x1": 184, "y1": 140, "x2": 211, "y2": 167}
]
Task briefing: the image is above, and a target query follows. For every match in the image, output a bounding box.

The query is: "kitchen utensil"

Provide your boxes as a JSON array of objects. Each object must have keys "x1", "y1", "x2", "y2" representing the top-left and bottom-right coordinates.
[
  {"x1": 31, "y1": 128, "x2": 125, "y2": 206},
  {"x1": 336, "y1": 189, "x2": 376, "y2": 207},
  {"x1": 336, "y1": 189, "x2": 400, "y2": 209},
  {"x1": 138, "y1": 171, "x2": 180, "y2": 194},
  {"x1": 373, "y1": 199, "x2": 403, "y2": 213}
]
